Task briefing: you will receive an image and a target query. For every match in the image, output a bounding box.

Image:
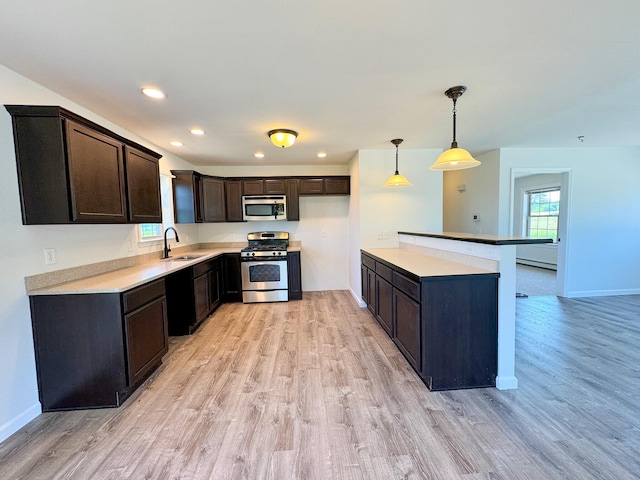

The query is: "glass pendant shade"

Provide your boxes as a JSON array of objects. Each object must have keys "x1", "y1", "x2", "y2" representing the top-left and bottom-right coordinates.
[
  {"x1": 268, "y1": 129, "x2": 298, "y2": 148},
  {"x1": 429, "y1": 147, "x2": 481, "y2": 171},
  {"x1": 383, "y1": 172, "x2": 413, "y2": 187}
]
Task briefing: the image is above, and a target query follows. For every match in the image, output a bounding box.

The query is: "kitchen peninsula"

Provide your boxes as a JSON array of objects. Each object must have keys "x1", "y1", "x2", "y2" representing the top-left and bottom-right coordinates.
[{"x1": 362, "y1": 231, "x2": 552, "y2": 391}]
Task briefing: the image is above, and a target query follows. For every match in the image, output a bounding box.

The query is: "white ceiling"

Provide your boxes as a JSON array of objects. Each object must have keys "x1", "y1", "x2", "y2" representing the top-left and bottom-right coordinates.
[{"x1": 1, "y1": 1, "x2": 639, "y2": 166}]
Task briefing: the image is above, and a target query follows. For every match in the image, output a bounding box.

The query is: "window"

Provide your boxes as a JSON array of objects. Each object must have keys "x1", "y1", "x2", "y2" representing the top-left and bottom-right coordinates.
[
  {"x1": 526, "y1": 187, "x2": 560, "y2": 242},
  {"x1": 139, "y1": 173, "x2": 174, "y2": 242}
]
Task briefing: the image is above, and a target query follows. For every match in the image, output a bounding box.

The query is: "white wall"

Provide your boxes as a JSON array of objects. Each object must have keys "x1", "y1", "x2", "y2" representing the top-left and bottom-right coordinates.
[
  {"x1": 443, "y1": 150, "x2": 501, "y2": 234},
  {"x1": 0, "y1": 66, "x2": 199, "y2": 442}
]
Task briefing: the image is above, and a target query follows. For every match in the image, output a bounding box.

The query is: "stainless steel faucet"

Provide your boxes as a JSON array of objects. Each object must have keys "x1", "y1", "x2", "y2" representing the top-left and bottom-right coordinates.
[{"x1": 163, "y1": 227, "x2": 180, "y2": 259}]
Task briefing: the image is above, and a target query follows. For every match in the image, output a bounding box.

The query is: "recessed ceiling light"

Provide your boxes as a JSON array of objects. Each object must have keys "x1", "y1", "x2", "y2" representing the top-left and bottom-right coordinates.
[
  {"x1": 317, "y1": 152, "x2": 327, "y2": 158},
  {"x1": 140, "y1": 86, "x2": 167, "y2": 99},
  {"x1": 190, "y1": 128, "x2": 205, "y2": 135},
  {"x1": 170, "y1": 141, "x2": 184, "y2": 147},
  {"x1": 254, "y1": 152, "x2": 265, "y2": 158}
]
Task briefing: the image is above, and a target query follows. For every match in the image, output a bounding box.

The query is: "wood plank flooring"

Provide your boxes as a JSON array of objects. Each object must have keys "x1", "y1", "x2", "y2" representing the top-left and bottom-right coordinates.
[{"x1": 1, "y1": 291, "x2": 639, "y2": 479}]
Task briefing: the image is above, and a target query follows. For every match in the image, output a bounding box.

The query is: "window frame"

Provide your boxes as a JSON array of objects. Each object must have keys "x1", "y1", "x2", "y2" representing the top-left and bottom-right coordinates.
[{"x1": 524, "y1": 185, "x2": 560, "y2": 243}]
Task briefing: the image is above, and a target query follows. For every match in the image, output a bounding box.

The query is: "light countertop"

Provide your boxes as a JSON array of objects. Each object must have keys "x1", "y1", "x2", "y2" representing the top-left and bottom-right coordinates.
[
  {"x1": 29, "y1": 245, "x2": 301, "y2": 296},
  {"x1": 362, "y1": 248, "x2": 498, "y2": 279}
]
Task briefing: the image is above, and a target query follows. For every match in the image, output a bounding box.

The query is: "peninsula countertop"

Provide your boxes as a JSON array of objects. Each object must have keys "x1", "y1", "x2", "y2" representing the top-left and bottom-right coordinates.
[
  {"x1": 362, "y1": 247, "x2": 498, "y2": 279},
  {"x1": 398, "y1": 231, "x2": 554, "y2": 246},
  {"x1": 28, "y1": 245, "x2": 302, "y2": 296}
]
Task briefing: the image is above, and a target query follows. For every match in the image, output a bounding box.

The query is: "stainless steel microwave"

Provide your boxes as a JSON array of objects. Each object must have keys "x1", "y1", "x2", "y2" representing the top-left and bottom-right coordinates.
[{"x1": 242, "y1": 195, "x2": 287, "y2": 221}]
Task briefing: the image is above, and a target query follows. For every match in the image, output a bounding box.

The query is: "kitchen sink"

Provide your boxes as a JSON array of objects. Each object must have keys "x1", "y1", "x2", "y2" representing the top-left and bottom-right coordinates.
[{"x1": 166, "y1": 255, "x2": 205, "y2": 261}]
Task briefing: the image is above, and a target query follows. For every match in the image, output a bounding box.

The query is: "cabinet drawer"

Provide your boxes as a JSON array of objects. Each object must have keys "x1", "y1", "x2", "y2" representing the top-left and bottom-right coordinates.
[
  {"x1": 392, "y1": 271, "x2": 420, "y2": 301},
  {"x1": 375, "y1": 262, "x2": 392, "y2": 282},
  {"x1": 361, "y1": 253, "x2": 376, "y2": 270},
  {"x1": 123, "y1": 279, "x2": 165, "y2": 314},
  {"x1": 193, "y1": 256, "x2": 220, "y2": 277}
]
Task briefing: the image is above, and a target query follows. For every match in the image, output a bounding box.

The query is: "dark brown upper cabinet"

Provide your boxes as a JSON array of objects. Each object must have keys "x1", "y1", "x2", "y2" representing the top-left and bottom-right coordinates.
[
  {"x1": 124, "y1": 146, "x2": 162, "y2": 224},
  {"x1": 241, "y1": 179, "x2": 286, "y2": 195},
  {"x1": 5, "y1": 105, "x2": 162, "y2": 225},
  {"x1": 172, "y1": 171, "x2": 226, "y2": 223},
  {"x1": 201, "y1": 176, "x2": 226, "y2": 222},
  {"x1": 299, "y1": 176, "x2": 350, "y2": 195}
]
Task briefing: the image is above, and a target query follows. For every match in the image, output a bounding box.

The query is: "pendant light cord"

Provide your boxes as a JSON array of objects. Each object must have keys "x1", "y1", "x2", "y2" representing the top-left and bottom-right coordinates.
[
  {"x1": 395, "y1": 143, "x2": 400, "y2": 174},
  {"x1": 451, "y1": 97, "x2": 458, "y2": 148}
]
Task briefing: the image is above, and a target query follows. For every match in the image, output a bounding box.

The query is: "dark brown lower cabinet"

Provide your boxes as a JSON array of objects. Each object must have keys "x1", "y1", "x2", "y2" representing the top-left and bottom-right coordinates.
[
  {"x1": 393, "y1": 288, "x2": 420, "y2": 368},
  {"x1": 166, "y1": 257, "x2": 222, "y2": 335},
  {"x1": 361, "y1": 251, "x2": 498, "y2": 391},
  {"x1": 287, "y1": 250, "x2": 303, "y2": 300},
  {"x1": 375, "y1": 276, "x2": 393, "y2": 336},
  {"x1": 29, "y1": 279, "x2": 168, "y2": 411}
]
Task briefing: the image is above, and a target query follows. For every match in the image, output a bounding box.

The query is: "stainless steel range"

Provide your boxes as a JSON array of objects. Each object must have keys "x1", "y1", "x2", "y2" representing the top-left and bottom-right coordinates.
[{"x1": 241, "y1": 231, "x2": 289, "y2": 303}]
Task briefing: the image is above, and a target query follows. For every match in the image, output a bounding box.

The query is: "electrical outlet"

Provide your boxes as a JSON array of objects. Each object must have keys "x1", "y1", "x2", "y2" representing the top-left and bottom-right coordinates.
[
  {"x1": 321, "y1": 230, "x2": 327, "y2": 238},
  {"x1": 377, "y1": 231, "x2": 383, "y2": 240},
  {"x1": 44, "y1": 248, "x2": 56, "y2": 265},
  {"x1": 382, "y1": 231, "x2": 389, "y2": 240}
]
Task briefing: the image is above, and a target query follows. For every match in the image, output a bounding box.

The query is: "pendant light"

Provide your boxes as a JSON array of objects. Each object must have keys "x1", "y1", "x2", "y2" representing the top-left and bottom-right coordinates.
[
  {"x1": 383, "y1": 139, "x2": 413, "y2": 188},
  {"x1": 268, "y1": 129, "x2": 298, "y2": 148},
  {"x1": 429, "y1": 85, "x2": 481, "y2": 171}
]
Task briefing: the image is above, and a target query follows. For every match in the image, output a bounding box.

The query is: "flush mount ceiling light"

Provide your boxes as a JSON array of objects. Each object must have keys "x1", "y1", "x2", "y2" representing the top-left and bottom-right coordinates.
[
  {"x1": 189, "y1": 128, "x2": 205, "y2": 135},
  {"x1": 170, "y1": 140, "x2": 184, "y2": 147},
  {"x1": 383, "y1": 138, "x2": 412, "y2": 188},
  {"x1": 268, "y1": 129, "x2": 298, "y2": 148},
  {"x1": 140, "y1": 86, "x2": 167, "y2": 99},
  {"x1": 317, "y1": 152, "x2": 327, "y2": 158},
  {"x1": 429, "y1": 85, "x2": 481, "y2": 171},
  {"x1": 254, "y1": 152, "x2": 265, "y2": 158}
]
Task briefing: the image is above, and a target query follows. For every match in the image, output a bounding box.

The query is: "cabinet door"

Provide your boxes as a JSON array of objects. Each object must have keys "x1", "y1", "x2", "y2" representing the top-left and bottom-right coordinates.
[
  {"x1": 194, "y1": 273, "x2": 210, "y2": 322},
  {"x1": 393, "y1": 288, "x2": 421, "y2": 369},
  {"x1": 287, "y1": 251, "x2": 302, "y2": 300},
  {"x1": 202, "y1": 177, "x2": 226, "y2": 222},
  {"x1": 124, "y1": 296, "x2": 168, "y2": 386},
  {"x1": 325, "y1": 177, "x2": 350, "y2": 195},
  {"x1": 172, "y1": 171, "x2": 201, "y2": 223},
  {"x1": 361, "y1": 265, "x2": 369, "y2": 306},
  {"x1": 367, "y1": 269, "x2": 377, "y2": 315},
  {"x1": 124, "y1": 146, "x2": 162, "y2": 223},
  {"x1": 208, "y1": 267, "x2": 222, "y2": 311},
  {"x1": 225, "y1": 180, "x2": 243, "y2": 221},
  {"x1": 299, "y1": 178, "x2": 324, "y2": 194},
  {"x1": 265, "y1": 179, "x2": 285, "y2": 194},
  {"x1": 376, "y1": 276, "x2": 393, "y2": 336},
  {"x1": 66, "y1": 120, "x2": 127, "y2": 222},
  {"x1": 285, "y1": 179, "x2": 300, "y2": 221},
  {"x1": 243, "y1": 179, "x2": 264, "y2": 195}
]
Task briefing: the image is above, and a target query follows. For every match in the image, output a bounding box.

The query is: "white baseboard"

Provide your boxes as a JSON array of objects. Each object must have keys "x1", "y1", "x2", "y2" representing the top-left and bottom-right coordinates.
[
  {"x1": 0, "y1": 402, "x2": 41, "y2": 443},
  {"x1": 349, "y1": 287, "x2": 366, "y2": 307},
  {"x1": 565, "y1": 288, "x2": 640, "y2": 298}
]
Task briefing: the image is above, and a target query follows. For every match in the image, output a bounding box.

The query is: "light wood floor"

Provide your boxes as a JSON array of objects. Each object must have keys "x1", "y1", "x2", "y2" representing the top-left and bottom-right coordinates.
[{"x1": 1, "y1": 291, "x2": 639, "y2": 479}]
